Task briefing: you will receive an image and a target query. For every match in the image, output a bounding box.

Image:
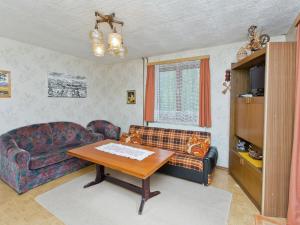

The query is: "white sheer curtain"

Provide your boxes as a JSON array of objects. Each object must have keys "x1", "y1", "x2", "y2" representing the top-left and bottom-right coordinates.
[{"x1": 154, "y1": 60, "x2": 200, "y2": 125}]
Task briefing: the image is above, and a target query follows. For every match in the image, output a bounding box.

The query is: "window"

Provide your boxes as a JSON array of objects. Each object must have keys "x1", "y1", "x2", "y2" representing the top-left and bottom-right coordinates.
[{"x1": 154, "y1": 60, "x2": 200, "y2": 125}]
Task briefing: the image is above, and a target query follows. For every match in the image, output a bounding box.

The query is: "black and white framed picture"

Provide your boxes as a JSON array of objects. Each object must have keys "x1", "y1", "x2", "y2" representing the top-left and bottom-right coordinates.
[
  {"x1": 127, "y1": 90, "x2": 136, "y2": 104},
  {"x1": 48, "y1": 72, "x2": 87, "y2": 98}
]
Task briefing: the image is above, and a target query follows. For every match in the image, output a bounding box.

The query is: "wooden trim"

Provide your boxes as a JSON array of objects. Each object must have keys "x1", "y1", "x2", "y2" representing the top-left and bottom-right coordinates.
[
  {"x1": 231, "y1": 48, "x2": 266, "y2": 70},
  {"x1": 147, "y1": 55, "x2": 210, "y2": 66},
  {"x1": 262, "y1": 42, "x2": 296, "y2": 217},
  {"x1": 294, "y1": 12, "x2": 300, "y2": 27}
]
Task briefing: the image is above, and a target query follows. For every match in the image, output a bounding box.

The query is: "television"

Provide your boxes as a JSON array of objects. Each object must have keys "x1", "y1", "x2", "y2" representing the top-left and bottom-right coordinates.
[{"x1": 250, "y1": 65, "x2": 265, "y2": 96}]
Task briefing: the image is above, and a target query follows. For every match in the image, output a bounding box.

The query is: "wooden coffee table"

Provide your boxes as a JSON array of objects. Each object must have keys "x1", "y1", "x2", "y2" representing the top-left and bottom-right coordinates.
[{"x1": 68, "y1": 139, "x2": 174, "y2": 215}]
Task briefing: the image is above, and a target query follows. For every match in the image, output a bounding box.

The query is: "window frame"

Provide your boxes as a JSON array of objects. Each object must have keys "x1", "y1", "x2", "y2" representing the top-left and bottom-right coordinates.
[{"x1": 154, "y1": 60, "x2": 200, "y2": 126}]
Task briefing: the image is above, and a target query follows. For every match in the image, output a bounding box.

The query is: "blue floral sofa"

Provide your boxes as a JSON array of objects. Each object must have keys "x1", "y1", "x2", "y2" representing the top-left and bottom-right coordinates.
[{"x1": 0, "y1": 122, "x2": 105, "y2": 194}]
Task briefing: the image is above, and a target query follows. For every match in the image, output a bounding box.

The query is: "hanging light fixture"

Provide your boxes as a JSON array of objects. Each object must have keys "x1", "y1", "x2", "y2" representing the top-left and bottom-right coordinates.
[{"x1": 89, "y1": 11, "x2": 127, "y2": 58}]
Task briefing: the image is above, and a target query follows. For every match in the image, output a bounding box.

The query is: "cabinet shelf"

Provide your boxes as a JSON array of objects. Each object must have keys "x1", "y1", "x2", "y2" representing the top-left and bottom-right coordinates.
[
  {"x1": 231, "y1": 149, "x2": 262, "y2": 173},
  {"x1": 232, "y1": 48, "x2": 266, "y2": 70}
]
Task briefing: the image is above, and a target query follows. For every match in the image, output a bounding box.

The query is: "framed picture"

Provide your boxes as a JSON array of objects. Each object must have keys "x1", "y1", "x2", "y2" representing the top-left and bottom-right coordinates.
[
  {"x1": 48, "y1": 72, "x2": 87, "y2": 98},
  {"x1": 0, "y1": 70, "x2": 11, "y2": 98},
  {"x1": 127, "y1": 90, "x2": 136, "y2": 104}
]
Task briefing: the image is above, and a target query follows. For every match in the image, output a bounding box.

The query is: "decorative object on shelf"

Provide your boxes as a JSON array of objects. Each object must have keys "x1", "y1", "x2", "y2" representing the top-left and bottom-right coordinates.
[
  {"x1": 236, "y1": 139, "x2": 249, "y2": 152},
  {"x1": 89, "y1": 11, "x2": 127, "y2": 58},
  {"x1": 248, "y1": 148, "x2": 263, "y2": 160},
  {"x1": 236, "y1": 47, "x2": 248, "y2": 61},
  {"x1": 48, "y1": 72, "x2": 87, "y2": 98},
  {"x1": 222, "y1": 70, "x2": 231, "y2": 94},
  {"x1": 246, "y1": 25, "x2": 270, "y2": 52},
  {"x1": 0, "y1": 70, "x2": 11, "y2": 98},
  {"x1": 127, "y1": 90, "x2": 136, "y2": 104},
  {"x1": 236, "y1": 25, "x2": 270, "y2": 61}
]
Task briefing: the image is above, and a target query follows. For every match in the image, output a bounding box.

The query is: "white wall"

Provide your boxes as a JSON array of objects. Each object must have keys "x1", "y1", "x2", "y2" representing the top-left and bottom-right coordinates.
[
  {"x1": 286, "y1": 25, "x2": 297, "y2": 42},
  {"x1": 0, "y1": 37, "x2": 107, "y2": 134},
  {"x1": 95, "y1": 60, "x2": 144, "y2": 132}
]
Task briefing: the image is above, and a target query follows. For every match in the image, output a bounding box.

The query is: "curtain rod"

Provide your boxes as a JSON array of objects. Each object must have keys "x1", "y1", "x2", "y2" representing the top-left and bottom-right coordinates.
[{"x1": 147, "y1": 55, "x2": 210, "y2": 66}]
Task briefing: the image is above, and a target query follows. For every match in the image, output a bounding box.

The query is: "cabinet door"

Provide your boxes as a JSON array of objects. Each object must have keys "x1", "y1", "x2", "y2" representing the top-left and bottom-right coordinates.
[
  {"x1": 247, "y1": 97, "x2": 264, "y2": 148},
  {"x1": 243, "y1": 162, "x2": 262, "y2": 208},
  {"x1": 236, "y1": 98, "x2": 248, "y2": 140},
  {"x1": 236, "y1": 97, "x2": 264, "y2": 148},
  {"x1": 229, "y1": 150, "x2": 244, "y2": 184}
]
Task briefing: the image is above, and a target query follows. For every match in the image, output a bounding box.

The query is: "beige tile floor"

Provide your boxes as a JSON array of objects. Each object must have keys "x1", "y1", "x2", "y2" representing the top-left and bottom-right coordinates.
[{"x1": 0, "y1": 166, "x2": 259, "y2": 225}]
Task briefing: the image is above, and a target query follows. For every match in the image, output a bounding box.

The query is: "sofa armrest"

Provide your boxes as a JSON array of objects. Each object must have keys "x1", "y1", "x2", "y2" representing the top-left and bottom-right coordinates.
[
  {"x1": 6, "y1": 147, "x2": 30, "y2": 170},
  {"x1": 87, "y1": 120, "x2": 121, "y2": 140},
  {"x1": 203, "y1": 146, "x2": 218, "y2": 185},
  {"x1": 105, "y1": 124, "x2": 121, "y2": 140},
  {"x1": 89, "y1": 131, "x2": 104, "y2": 142},
  {"x1": 0, "y1": 134, "x2": 30, "y2": 170}
]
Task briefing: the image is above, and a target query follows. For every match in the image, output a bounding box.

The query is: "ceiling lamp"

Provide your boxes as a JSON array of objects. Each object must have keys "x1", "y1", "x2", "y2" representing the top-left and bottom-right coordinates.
[{"x1": 89, "y1": 11, "x2": 127, "y2": 58}]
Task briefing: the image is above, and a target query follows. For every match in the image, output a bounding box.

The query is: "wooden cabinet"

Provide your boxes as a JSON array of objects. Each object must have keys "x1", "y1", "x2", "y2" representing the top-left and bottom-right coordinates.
[
  {"x1": 230, "y1": 150, "x2": 262, "y2": 209},
  {"x1": 229, "y1": 43, "x2": 296, "y2": 217},
  {"x1": 236, "y1": 97, "x2": 264, "y2": 148}
]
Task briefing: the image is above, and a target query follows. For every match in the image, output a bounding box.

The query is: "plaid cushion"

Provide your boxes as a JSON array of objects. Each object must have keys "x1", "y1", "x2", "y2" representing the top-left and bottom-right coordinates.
[
  {"x1": 169, "y1": 152, "x2": 203, "y2": 171},
  {"x1": 129, "y1": 125, "x2": 211, "y2": 153}
]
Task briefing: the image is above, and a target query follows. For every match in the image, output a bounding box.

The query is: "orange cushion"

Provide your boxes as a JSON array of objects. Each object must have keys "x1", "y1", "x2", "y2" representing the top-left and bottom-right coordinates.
[
  {"x1": 120, "y1": 130, "x2": 142, "y2": 145},
  {"x1": 186, "y1": 134, "x2": 210, "y2": 158}
]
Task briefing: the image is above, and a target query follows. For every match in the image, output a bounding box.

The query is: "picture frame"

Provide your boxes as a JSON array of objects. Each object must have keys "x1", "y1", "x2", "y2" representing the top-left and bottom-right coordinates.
[
  {"x1": 0, "y1": 70, "x2": 11, "y2": 98},
  {"x1": 127, "y1": 90, "x2": 136, "y2": 104},
  {"x1": 48, "y1": 72, "x2": 87, "y2": 98}
]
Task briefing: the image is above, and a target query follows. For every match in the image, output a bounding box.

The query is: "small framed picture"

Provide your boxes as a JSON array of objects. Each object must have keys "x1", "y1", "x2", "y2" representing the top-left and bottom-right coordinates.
[
  {"x1": 0, "y1": 70, "x2": 11, "y2": 98},
  {"x1": 127, "y1": 90, "x2": 136, "y2": 104}
]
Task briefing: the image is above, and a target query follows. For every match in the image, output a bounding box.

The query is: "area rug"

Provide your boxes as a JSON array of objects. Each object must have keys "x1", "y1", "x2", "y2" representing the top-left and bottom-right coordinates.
[{"x1": 36, "y1": 170, "x2": 232, "y2": 225}]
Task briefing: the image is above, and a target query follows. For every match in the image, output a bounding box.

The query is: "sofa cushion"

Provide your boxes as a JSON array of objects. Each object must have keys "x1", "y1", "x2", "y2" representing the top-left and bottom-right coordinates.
[
  {"x1": 50, "y1": 122, "x2": 94, "y2": 148},
  {"x1": 168, "y1": 152, "x2": 203, "y2": 171},
  {"x1": 129, "y1": 125, "x2": 211, "y2": 153},
  {"x1": 29, "y1": 147, "x2": 74, "y2": 170},
  {"x1": 7, "y1": 124, "x2": 53, "y2": 154},
  {"x1": 186, "y1": 134, "x2": 210, "y2": 158},
  {"x1": 120, "y1": 131, "x2": 142, "y2": 144}
]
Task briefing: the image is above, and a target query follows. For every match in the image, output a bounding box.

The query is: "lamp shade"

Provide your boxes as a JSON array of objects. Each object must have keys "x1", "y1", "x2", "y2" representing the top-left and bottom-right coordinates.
[
  {"x1": 89, "y1": 29, "x2": 104, "y2": 41},
  {"x1": 92, "y1": 42, "x2": 105, "y2": 57},
  {"x1": 90, "y1": 29, "x2": 105, "y2": 57},
  {"x1": 108, "y1": 31, "x2": 122, "y2": 50}
]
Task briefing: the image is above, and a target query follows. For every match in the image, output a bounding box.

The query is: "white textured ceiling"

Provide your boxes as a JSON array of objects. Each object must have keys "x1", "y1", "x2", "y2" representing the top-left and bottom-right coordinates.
[{"x1": 0, "y1": 0, "x2": 299, "y2": 64}]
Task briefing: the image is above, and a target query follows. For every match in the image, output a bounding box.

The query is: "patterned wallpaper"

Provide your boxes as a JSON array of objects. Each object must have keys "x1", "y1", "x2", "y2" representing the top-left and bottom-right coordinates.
[{"x1": 0, "y1": 37, "x2": 108, "y2": 134}]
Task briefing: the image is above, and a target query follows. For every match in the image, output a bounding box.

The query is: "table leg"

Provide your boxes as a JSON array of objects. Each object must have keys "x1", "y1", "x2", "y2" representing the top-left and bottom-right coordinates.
[
  {"x1": 84, "y1": 165, "x2": 105, "y2": 188},
  {"x1": 138, "y1": 177, "x2": 160, "y2": 215}
]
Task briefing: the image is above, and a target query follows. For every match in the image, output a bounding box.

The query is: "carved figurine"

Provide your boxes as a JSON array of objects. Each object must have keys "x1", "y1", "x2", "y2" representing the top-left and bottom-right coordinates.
[{"x1": 222, "y1": 70, "x2": 231, "y2": 94}]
